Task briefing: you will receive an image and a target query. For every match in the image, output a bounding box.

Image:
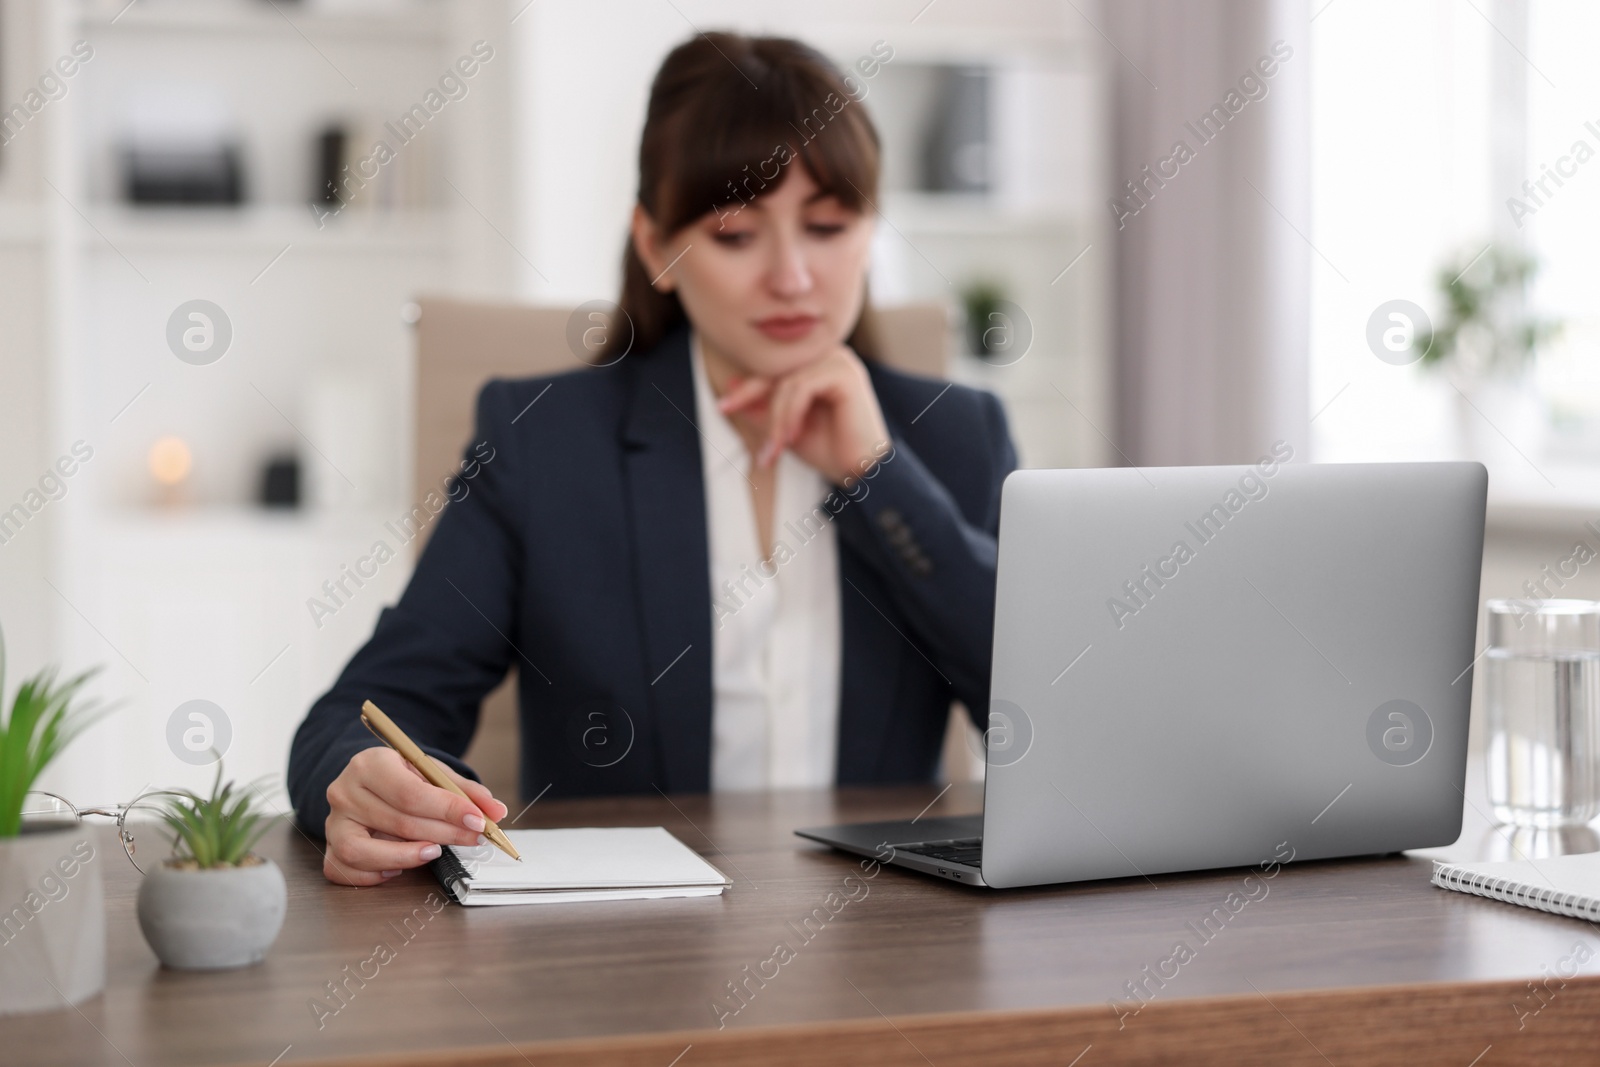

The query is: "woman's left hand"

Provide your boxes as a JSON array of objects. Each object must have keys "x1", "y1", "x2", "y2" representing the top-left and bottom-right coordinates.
[{"x1": 717, "y1": 344, "x2": 892, "y2": 485}]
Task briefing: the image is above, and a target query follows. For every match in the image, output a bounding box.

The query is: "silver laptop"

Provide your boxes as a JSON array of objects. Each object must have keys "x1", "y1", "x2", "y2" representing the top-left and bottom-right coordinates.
[{"x1": 797, "y1": 460, "x2": 1488, "y2": 888}]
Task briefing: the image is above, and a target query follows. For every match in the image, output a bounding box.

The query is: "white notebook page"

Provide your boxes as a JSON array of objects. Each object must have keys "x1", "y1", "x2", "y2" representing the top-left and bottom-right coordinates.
[{"x1": 446, "y1": 826, "x2": 729, "y2": 890}]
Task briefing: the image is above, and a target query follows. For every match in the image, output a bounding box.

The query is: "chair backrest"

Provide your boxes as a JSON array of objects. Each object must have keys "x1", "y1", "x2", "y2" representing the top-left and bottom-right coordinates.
[
  {"x1": 413, "y1": 297, "x2": 950, "y2": 527},
  {"x1": 410, "y1": 296, "x2": 950, "y2": 800}
]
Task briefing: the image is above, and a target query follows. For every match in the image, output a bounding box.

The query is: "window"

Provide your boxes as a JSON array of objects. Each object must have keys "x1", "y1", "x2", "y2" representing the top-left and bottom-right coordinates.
[{"x1": 1311, "y1": 1, "x2": 1596, "y2": 488}]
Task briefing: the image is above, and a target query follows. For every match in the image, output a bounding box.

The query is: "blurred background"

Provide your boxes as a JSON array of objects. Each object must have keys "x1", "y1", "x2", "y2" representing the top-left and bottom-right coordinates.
[{"x1": 0, "y1": 0, "x2": 1593, "y2": 808}]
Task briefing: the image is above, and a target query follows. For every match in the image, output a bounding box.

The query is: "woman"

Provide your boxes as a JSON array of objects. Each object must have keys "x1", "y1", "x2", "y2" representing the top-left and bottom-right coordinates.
[{"x1": 288, "y1": 32, "x2": 1017, "y2": 886}]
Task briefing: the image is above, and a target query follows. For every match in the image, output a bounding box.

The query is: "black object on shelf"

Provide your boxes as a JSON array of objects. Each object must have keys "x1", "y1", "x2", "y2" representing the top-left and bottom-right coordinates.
[
  {"x1": 259, "y1": 454, "x2": 300, "y2": 509},
  {"x1": 922, "y1": 66, "x2": 991, "y2": 194},
  {"x1": 123, "y1": 144, "x2": 245, "y2": 205},
  {"x1": 316, "y1": 124, "x2": 347, "y2": 205}
]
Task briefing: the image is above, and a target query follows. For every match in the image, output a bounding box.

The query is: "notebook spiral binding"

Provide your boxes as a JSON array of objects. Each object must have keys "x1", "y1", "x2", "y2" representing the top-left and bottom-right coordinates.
[
  {"x1": 1431, "y1": 860, "x2": 1600, "y2": 922},
  {"x1": 428, "y1": 848, "x2": 474, "y2": 905}
]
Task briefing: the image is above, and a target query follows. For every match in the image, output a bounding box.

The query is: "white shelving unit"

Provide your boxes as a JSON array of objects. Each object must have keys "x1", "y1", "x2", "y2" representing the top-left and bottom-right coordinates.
[
  {"x1": 4, "y1": 0, "x2": 1113, "y2": 802},
  {"x1": 33, "y1": 0, "x2": 518, "y2": 806}
]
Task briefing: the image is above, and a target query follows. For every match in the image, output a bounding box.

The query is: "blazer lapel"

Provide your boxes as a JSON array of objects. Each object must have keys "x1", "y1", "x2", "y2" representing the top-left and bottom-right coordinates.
[{"x1": 621, "y1": 329, "x2": 714, "y2": 791}]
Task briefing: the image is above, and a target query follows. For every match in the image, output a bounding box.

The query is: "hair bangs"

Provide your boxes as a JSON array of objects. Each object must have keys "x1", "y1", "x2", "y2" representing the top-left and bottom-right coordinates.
[
  {"x1": 615, "y1": 33, "x2": 886, "y2": 361},
  {"x1": 651, "y1": 42, "x2": 879, "y2": 233}
]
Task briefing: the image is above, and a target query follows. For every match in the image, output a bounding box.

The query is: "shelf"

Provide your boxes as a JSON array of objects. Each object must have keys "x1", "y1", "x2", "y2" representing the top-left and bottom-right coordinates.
[
  {"x1": 91, "y1": 503, "x2": 397, "y2": 533},
  {"x1": 72, "y1": 204, "x2": 452, "y2": 253},
  {"x1": 77, "y1": 505, "x2": 414, "y2": 555},
  {"x1": 75, "y1": 0, "x2": 447, "y2": 43}
]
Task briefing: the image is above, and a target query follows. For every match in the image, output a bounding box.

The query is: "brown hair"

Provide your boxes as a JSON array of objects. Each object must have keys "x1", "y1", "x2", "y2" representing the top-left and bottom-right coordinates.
[{"x1": 606, "y1": 32, "x2": 883, "y2": 361}]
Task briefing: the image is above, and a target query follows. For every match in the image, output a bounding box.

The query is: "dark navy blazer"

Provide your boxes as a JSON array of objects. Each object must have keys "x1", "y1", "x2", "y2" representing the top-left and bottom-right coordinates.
[{"x1": 287, "y1": 326, "x2": 1017, "y2": 835}]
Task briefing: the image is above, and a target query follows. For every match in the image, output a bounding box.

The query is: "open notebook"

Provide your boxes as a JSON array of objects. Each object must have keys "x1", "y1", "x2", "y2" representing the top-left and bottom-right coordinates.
[
  {"x1": 1431, "y1": 851, "x2": 1600, "y2": 922},
  {"x1": 429, "y1": 827, "x2": 731, "y2": 906}
]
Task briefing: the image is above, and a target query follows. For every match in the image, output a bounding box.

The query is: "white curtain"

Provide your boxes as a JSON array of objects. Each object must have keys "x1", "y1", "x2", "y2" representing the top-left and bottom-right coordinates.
[{"x1": 1102, "y1": 0, "x2": 1311, "y2": 466}]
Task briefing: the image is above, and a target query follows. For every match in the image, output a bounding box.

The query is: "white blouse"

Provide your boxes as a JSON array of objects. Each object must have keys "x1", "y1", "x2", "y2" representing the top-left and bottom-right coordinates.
[{"x1": 691, "y1": 335, "x2": 842, "y2": 791}]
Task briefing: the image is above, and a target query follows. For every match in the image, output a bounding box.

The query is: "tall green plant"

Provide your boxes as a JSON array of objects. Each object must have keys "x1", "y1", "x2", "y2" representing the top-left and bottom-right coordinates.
[
  {"x1": 0, "y1": 620, "x2": 106, "y2": 837},
  {"x1": 156, "y1": 764, "x2": 276, "y2": 869}
]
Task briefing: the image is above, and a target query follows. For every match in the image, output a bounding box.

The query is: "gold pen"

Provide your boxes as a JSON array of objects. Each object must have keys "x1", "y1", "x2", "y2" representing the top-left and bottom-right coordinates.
[{"x1": 360, "y1": 699, "x2": 521, "y2": 862}]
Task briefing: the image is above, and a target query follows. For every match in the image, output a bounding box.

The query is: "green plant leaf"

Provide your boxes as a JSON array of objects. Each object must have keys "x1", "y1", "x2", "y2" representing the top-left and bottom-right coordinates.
[
  {"x1": 1421, "y1": 243, "x2": 1562, "y2": 375},
  {"x1": 151, "y1": 763, "x2": 282, "y2": 868},
  {"x1": 0, "y1": 652, "x2": 110, "y2": 837}
]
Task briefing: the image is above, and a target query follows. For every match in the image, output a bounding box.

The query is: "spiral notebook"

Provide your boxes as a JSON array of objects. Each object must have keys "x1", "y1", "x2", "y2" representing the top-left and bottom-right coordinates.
[
  {"x1": 429, "y1": 826, "x2": 731, "y2": 906},
  {"x1": 1431, "y1": 852, "x2": 1600, "y2": 922}
]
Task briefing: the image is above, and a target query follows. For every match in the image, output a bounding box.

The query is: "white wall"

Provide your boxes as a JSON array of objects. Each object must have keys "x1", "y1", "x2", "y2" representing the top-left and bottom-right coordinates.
[{"x1": 0, "y1": 0, "x2": 70, "y2": 689}]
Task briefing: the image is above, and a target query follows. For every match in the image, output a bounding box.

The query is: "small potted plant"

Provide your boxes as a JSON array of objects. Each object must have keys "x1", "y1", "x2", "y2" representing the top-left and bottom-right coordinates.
[
  {"x1": 960, "y1": 279, "x2": 1007, "y2": 358},
  {"x1": 0, "y1": 626, "x2": 108, "y2": 1015},
  {"x1": 136, "y1": 764, "x2": 285, "y2": 970}
]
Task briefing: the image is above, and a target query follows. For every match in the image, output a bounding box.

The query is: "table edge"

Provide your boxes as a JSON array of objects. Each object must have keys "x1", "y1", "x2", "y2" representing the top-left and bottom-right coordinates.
[{"x1": 284, "y1": 973, "x2": 1600, "y2": 1067}]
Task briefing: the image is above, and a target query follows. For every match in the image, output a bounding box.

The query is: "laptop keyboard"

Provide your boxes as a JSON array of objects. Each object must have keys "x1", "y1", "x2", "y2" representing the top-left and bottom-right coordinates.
[{"x1": 896, "y1": 837, "x2": 983, "y2": 868}]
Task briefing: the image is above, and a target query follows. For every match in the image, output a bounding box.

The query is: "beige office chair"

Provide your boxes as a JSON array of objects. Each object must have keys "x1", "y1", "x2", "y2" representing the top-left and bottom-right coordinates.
[{"x1": 411, "y1": 297, "x2": 964, "y2": 801}]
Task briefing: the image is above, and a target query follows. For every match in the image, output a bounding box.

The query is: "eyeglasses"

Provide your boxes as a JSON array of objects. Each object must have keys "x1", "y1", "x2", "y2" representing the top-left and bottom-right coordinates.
[{"x1": 20, "y1": 790, "x2": 188, "y2": 874}]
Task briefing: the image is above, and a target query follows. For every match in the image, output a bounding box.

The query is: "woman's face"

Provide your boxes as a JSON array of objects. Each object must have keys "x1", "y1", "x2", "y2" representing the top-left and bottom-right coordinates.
[{"x1": 632, "y1": 163, "x2": 876, "y2": 379}]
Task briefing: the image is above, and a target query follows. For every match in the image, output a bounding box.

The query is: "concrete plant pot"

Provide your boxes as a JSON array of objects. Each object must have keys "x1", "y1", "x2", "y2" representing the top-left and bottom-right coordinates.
[
  {"x1": 137, "y1": 857, "x2": 286, "y2": 970},
  {"x1": 0, "y1": 824, "x2": 105, "y2": 1015}
]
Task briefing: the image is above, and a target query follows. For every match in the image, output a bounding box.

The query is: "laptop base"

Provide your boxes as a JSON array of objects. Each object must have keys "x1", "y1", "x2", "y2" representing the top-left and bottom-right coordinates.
[{"x1": 795, "y1": 814, "x2": 988, "y2": 887}]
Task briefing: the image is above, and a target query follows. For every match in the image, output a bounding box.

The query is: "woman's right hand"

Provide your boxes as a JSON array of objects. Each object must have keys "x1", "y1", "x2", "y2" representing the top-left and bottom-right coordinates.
[{"x1": 321, "y1": 746, "x2": 509, "y2": 886}]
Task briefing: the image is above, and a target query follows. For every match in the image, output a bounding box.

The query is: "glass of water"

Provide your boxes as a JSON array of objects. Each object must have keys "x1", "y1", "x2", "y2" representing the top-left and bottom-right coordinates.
[{"x1": 1484, "y1": 598, "x2": 1600, "y2": 827}]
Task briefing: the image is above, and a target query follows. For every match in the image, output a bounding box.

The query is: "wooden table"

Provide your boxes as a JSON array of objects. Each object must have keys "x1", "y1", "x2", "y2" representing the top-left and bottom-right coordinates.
[{"x1": 7, "y1": 774, "x2": 1600, "y2": 1067}]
